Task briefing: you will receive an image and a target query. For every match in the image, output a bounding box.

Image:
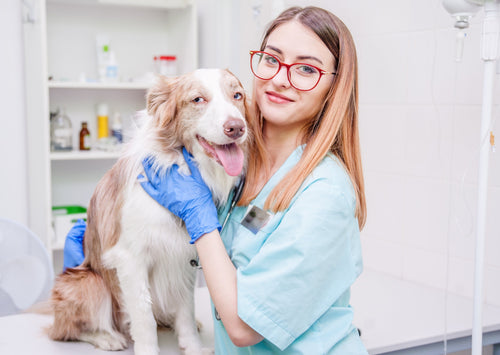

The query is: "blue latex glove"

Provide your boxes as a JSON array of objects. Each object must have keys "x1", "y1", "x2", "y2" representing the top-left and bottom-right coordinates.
[
  {"x1": 63, "y1": 219, "x2": 86, "y2": 271},
  {"x1": 139, "y1": 147, "x2": 221, "y2": 244}
]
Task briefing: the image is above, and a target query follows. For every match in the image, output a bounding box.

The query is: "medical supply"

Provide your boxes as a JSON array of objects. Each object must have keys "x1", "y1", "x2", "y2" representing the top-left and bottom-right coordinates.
[
  {"x1": 105, "y1": 51, "x2": 119, "y2": 82},
  {"x1": 79, "y1": 122, "x2": 91, "y2": 150},
  {"x1": 50, "y1": 108, "x2": 73, "y2": 151},
  {"x1": 158, "y1": 55, "x2": 177, "y2": 76},
  {"x1": 52, "y1": 205, "x2": 87, "y2": 250},
  {"x1": 96, "y1": 103, "x2": 109, "y2": 139},
  {"x1": 221, "y1": 175, "x2": 245, "y2": 230},
  {"x1": 111, "y1": 112, "x2": 123, "y2": 144},
  {"x1": 96, "y1": 35, "x2": 119, "y2": 82}
]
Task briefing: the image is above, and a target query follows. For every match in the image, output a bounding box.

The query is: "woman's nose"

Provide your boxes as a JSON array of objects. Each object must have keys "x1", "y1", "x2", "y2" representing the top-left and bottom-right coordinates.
[{"x1": 271, "y1": 66, "x2": 290, "y2": 88}]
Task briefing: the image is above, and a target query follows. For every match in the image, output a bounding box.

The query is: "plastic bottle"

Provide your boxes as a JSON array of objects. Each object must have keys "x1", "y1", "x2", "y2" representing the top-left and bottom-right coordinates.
[
  {"x1": 96, "y1": 35, "x2": 110, "y2": 82},
  {"x1": 79, "y1": 122, "x2": 91, "y2": 150},
  {"x1": 159, "y1": 55, "x2": 177, "y2": 76},
  {"x1": 111, "y1": 112, "x2": 123, "y2": 144},
  {"x1": 50, "y1": 108, "x2": 73, "y2": 151},
  {"x1": 105, "y1": 51, "x2": 119, "y2": 82},
  {"x1": 96, "y1": 103, "x2": 109, "y2": 139}
]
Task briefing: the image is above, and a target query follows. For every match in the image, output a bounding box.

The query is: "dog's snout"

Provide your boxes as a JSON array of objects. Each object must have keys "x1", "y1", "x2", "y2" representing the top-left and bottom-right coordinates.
[{"x1": 223, "y1": 119, "x2": 246, "y2": 139}]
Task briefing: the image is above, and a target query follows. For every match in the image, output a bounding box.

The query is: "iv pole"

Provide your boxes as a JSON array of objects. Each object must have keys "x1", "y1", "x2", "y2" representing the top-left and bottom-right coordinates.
[
  {"x1": 442, "y1": 1, "x2": 499, "y2": 354},
  {"x1": 471, "y1": 2, "x2": 499, "y2": 354}
]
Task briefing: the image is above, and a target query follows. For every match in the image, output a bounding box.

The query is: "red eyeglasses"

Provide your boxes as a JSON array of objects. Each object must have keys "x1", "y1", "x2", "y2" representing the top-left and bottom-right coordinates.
[{"x1": 250, "y1": 50, "x2": 336, "y2": 91}]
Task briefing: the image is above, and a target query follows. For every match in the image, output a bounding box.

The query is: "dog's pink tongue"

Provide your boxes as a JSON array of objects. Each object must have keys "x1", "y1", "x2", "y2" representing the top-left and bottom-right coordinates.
[{"x1": 214, "y1": 143, "x2": 244, "y2": 176}]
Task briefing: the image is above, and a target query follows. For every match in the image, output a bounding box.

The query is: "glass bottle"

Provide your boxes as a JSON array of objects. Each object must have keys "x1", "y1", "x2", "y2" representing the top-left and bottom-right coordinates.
[
  {"x1": 50, "y1": 108, "x2": 73, "y2": 151},
  {"x1": 79, "y1": 122, "x2": 91, "y2": 150}
]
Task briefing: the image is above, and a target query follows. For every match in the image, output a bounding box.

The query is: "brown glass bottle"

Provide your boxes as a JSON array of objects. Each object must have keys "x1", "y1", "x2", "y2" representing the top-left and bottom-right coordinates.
[{"x1": 79, "y1": 122, "x2": 91, "y2": 150}]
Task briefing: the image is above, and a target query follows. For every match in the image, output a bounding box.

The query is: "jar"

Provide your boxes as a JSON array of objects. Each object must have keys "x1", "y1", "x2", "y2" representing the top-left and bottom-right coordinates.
[
  {"x1": 159, "y1": 55, "x2": 177, "y2": 76},
  {"x1": 50, "y1": 108, "x2": 73, "y2": 151}
]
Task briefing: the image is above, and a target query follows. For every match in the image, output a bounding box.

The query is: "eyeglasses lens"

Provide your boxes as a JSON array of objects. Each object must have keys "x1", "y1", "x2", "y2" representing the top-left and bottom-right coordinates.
[{"x1": 250, "y1": 52, "x2": 321, "y2": 91}]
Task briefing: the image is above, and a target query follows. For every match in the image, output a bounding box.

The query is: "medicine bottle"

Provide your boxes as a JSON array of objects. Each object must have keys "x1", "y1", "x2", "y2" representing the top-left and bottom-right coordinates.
[
  {"x1": 111, "y1": 112, "x2": 123, "y2": 144},
  {"x1": 50, "y1": 108, "x2": 73, "y2": 151},
  {"x1": 96, "y1": 103, "x2": 109, "y2": 139},
  {"x1": 79, "y1": 122, "x2": 91, "y2": 150}
]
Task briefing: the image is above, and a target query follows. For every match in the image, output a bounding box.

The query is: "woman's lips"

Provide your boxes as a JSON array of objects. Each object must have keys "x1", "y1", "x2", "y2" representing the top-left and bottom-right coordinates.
[{"x1": 266, "y1": 91, "x2": 294, "y2": 104}]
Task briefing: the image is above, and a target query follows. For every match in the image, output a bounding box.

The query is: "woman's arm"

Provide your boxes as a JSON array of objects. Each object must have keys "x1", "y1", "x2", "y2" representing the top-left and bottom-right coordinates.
[{"x1": 195, "y1": 231, "x2": 264, "y2": 347}]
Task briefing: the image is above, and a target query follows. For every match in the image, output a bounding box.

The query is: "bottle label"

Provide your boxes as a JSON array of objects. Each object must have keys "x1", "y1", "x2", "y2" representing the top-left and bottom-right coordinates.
[
  {"x1": 54, "y1": 128, "x2": 72, "y2": 137},
  {"x1": 83, "y1": 135, "x2": 91, "y2": 149},
  {"x1": 112, "y1": 129, "x2": 123, "y2": 144},
  {"x1": 97, "y1": 116, "x2": 109, "y2": 138}
]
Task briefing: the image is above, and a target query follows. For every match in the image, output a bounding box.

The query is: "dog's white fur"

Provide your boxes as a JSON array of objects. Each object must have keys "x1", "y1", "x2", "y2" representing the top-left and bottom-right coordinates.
[{"x1": 48, "y1": 69, "x2": 248, "y2": 355}]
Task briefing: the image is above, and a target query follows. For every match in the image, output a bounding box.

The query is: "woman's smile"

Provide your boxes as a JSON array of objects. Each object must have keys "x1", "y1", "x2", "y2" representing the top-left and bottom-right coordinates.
[{"x1": 265, "y1": 90, "x2": 294, "y2": 104}]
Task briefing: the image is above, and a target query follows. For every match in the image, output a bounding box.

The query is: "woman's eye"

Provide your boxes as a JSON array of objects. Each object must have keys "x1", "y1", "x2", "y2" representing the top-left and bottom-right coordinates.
[
  {"x1": 295, "y1": 65, "x2": 318, "y2": 75},
  {"x1": 264, "y1": 55, "x2": 278, "y2": 65},
  {"x1": 234, "y1": 92, "x2": 243, "y2": 100},
  {"x1": 193, "y1": 97, "x2": 205, "y2": 103}
]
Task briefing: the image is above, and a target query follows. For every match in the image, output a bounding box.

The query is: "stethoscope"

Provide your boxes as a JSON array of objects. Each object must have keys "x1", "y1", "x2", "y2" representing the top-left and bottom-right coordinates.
[{"x1": 221, "y1": 175, "x2": 246, "y2": 231}]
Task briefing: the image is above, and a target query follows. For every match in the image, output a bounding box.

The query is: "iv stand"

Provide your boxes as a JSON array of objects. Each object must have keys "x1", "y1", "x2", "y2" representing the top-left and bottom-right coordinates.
[{"x1": 472, "y1": 2, "x2": 499, "y2": 354}]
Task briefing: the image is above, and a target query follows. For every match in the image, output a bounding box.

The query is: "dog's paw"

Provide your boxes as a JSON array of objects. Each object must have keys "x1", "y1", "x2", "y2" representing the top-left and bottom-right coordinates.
[
  {"x1": 134, "y1": 341, "x2": 159, "y2": 355},
  {"x1": 201, "y1": 347, "x2": 215, "y2": 355},
  {"x1": 80, "y1": 330, "x2": 128, "y2": 351}
]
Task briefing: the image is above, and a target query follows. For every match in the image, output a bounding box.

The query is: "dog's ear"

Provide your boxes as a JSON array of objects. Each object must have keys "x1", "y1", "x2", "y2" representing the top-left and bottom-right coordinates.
[{"x1": 146, "y1": 75, "x2": 180, "y2": 126}]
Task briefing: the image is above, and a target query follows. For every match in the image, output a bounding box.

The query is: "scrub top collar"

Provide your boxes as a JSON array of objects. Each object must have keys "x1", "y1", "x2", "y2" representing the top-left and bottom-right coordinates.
[{"x1": 253, "y1": 144, "x2": 305, "y2": 205}]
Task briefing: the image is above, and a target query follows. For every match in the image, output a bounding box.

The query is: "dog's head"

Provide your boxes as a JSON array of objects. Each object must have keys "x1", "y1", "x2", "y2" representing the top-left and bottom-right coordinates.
[{"x1": 146, "y1": 69, "x2": 249, "y2": 177}]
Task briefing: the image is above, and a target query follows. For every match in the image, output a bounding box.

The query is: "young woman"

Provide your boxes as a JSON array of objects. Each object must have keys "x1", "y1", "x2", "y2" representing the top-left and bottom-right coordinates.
[{"x1": 65, "y1": 6, "x2": 367, "y2": 354}]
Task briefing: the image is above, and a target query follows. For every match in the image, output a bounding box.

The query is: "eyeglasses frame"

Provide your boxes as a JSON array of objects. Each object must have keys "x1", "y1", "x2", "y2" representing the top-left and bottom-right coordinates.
[{"x1": 249, "y1": 50, "x2": 336, "y2": 91}]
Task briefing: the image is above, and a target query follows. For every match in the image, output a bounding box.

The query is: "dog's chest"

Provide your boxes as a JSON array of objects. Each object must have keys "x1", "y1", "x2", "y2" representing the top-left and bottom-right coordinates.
[{"x1": 115, "y1": 183, "x2": 197, "y2": 264}]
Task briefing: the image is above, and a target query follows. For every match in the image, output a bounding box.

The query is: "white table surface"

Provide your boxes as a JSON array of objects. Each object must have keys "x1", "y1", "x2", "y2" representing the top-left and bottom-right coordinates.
[
  {"x1": 1, "y1": 269, "x2": 500, "y2": 355},
  {"x1": 351, "y1": 269, "x2": 500, "y2": 354},
  {"x1": 0, "y1": 287, "x2": 214, "y2": 355}
]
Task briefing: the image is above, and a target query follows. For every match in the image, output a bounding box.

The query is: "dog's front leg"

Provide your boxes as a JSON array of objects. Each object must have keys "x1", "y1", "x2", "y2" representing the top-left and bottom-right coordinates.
[
  {"x1": 113, "y1": 256, "x2": 159, "y2": 355},
  {"x1": 175, "y1": 295, "x2": 204, "y2": 354}
]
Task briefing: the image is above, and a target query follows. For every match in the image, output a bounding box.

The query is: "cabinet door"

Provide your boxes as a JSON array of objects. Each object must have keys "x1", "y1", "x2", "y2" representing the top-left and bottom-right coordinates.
[{"x1": 24, "y1": 0, "x2": 52, "y2": 247}]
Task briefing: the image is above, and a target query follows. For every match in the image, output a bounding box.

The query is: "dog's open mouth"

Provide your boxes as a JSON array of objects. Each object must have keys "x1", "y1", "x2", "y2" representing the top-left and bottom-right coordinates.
[{"x1": 196, "y1": 136, "x2": 244, "y2": 177}]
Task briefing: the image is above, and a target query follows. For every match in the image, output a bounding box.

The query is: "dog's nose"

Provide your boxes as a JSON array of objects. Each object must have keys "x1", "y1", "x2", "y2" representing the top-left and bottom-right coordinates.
[{"x1": 223, "y1": 119, "x2": 246, "y2": 139}]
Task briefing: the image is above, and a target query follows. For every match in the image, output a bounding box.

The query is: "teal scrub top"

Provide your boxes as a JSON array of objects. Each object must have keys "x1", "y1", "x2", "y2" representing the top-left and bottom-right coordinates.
[{"x1": 214, "y1": 146, "x2": 368, "y2": 354}]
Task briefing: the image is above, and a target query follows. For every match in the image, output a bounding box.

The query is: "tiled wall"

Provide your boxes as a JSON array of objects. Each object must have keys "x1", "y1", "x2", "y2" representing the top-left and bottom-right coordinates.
[{"x1": 280, "y1": 0, "x2": 500, "y2": 306}]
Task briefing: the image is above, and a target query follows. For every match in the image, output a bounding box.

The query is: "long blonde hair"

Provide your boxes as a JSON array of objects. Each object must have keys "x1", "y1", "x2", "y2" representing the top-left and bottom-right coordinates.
[{"x1": 239, "y1": 6, "x2": 366, "y2": 229}]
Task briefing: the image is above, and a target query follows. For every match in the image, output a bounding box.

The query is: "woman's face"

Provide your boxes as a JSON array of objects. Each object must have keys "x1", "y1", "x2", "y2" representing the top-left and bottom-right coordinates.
[{"x1": 254, "y1": 20, "x2": 335, "y2": 138}]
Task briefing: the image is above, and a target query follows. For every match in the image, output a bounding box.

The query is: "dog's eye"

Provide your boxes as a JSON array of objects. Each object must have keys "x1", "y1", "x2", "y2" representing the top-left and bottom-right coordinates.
[
  {"x1": 234, "y1": 92, "x2": 243, "y2": 100},
  {"x1": 193, "y1": 97, "x2": 205, "y2": 103}
]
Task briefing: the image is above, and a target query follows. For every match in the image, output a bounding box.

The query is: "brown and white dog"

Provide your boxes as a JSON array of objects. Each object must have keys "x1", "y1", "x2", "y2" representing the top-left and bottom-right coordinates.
[{"x1": 48, "y1": 69, "x2": 249, "y2": 355}]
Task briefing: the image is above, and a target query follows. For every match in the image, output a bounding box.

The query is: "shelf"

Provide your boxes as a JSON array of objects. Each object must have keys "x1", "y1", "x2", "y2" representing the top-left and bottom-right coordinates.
[
  {"x1": 24, "y1": 0, "x2": 197, "y2": 258},
  {"x1": 47, "y1": 0, "x2": 191, "y2": 9},
  {"x1": 48, "y1": 81, "x2": 152, "y2": 90},
  {"x1": 50, "y1": 150, "x2": 122, "y2": 161}
]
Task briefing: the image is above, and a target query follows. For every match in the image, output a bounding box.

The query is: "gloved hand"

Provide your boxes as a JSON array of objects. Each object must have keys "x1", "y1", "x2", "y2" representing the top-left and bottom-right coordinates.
[
  {"x1": 63, "y1": 219, "x2": 86, "y2": 271},
  {"x1": 139, "y1": 147, "x2": 221, "y2": 244}
]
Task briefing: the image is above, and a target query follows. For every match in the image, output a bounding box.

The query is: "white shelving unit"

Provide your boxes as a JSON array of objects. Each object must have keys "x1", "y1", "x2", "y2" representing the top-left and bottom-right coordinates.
[{"x1": 22, "y1": 0, "x2": 198, "y2": 264}]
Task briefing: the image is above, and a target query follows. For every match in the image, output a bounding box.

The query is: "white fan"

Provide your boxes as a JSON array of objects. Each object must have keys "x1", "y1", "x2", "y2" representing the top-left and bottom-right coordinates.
[{"x1": 0, "y1": 218, "x2": 54, "y2": 316}]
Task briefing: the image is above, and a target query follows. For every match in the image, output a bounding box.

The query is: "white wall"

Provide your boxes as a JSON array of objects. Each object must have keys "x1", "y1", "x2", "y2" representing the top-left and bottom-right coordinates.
[
  {"x1": 277, "y1": 0, "x2": 500, "y2": 307},
  {"x1": 0, "y1": 0, "x2": 29, "y2": 225},
  {"x1": 5, "y1": 0, "x2": 499, "y2": 309}
]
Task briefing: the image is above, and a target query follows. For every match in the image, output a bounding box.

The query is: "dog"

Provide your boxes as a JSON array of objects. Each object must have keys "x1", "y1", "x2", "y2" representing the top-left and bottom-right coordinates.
[{"x1": 47, "y1": 68, "x2": 249, "y2": 355}]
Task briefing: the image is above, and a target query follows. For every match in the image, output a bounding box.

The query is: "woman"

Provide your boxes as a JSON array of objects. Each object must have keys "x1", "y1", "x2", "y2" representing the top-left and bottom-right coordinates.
[{"x1": 65, "y1": 6, "x2": 367, "y2": 354}]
